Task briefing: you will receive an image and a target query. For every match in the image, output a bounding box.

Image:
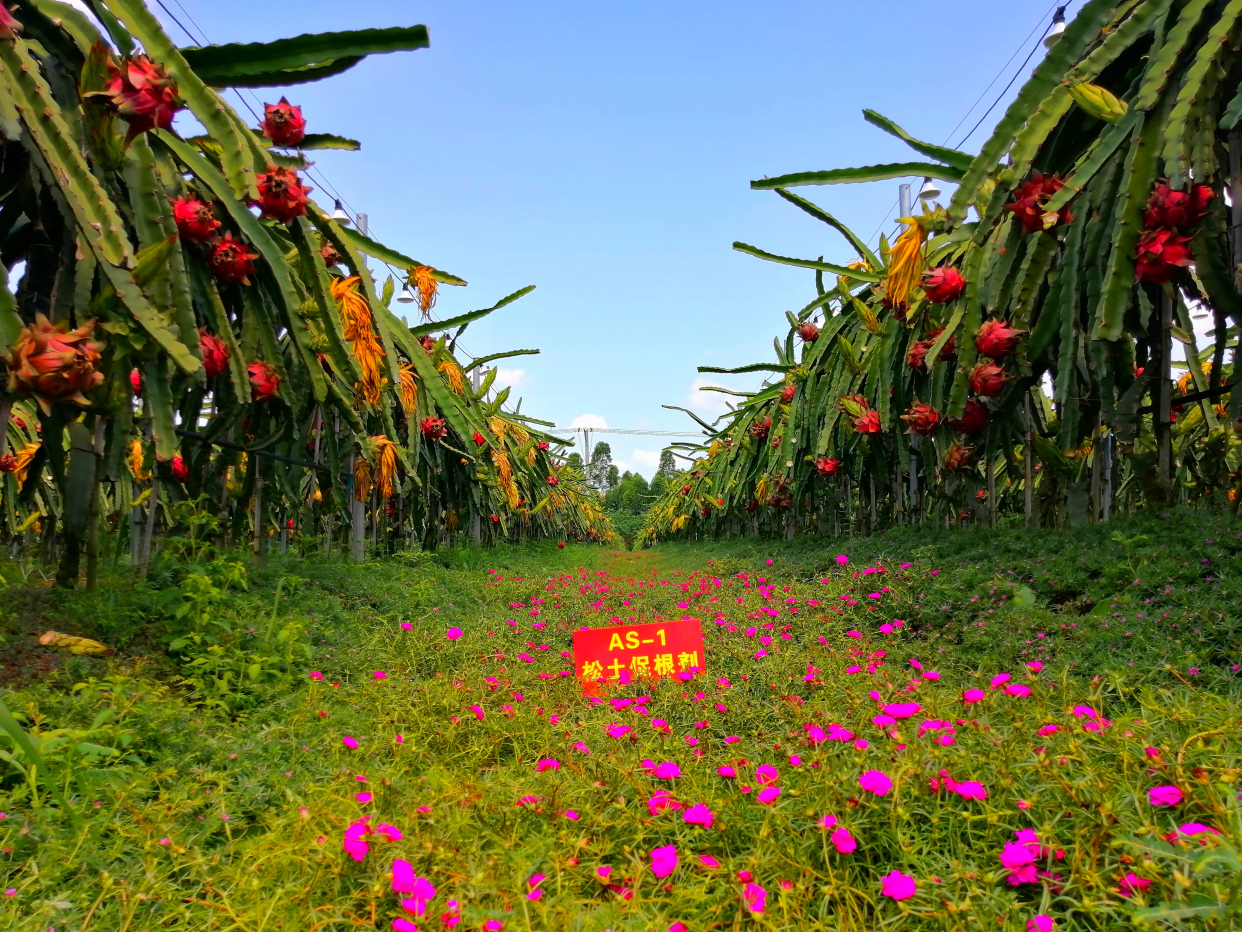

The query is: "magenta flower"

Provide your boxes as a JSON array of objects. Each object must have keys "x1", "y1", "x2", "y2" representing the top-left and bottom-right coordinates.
[
  {"x1": 1118, "y1": 872, "x2": 1152, "y2": 897},
  {"x1": 342, "y1": 817, "x2": 371, "y2": 861},
  {"x1": 806, "y1": 725, "x2": 826, "y2": 743},
  {"x1": 393, "y1": 919, "x2": 417, "y2": 932},
  {"x1": 469, "y1": 704, "x2": 484, "y2": 720},
  {"x1": 963, "y1": 689, "x2": 986, "y2": 704},
  {"x1": 755, "y1": 763, "x2": 779, "y2": 786},
  {"x1": 309, "y1": 671, "x2": 323, "y2": 680},
  {"x1": 1026, "y1": 661, "x2": 1043, "y2": 673},
  {"x1": 596, "y1": 865, "x2": 612, "y2": 880},
  {"x1": 342, "y1": 736, "x2": 359, "y2": 749},
  {"x1": 831, "y1": 827, "x2": 856, "y2": 853},
  {"x1": 1027, "y1": 917, "x2": 1053, "y2": 932},
  {"x1": 817, "y1": 814, "x2": 838, "y2": 830},
  {"x1": 1001, "y1": 841, "x2": 1036, "y2": 871},
  {"x1": 653, "y1": 761, "x2": 682, "y2": 779},
  {"x1": 573, "y1": 741, "x2": 591, "y2": 754},
  {"x1": 883, "y1": 702, "x2": 921, "y2": 719},
  {"x1": 699, "y1": 855, "x2": 720, "y2": 869},
  {"x1": 446, "y1": 627, "x2": 462, "y2": 639},
  {"x1": 757, "y1": 787, "x2": 781, "y2": 805},
  {"x1": 650, "y1": 844, "x2": 679, "y2": 878},
  {"x1": 400, "y1": 877, "x2": 437, "y2": 916},
  {"x1": 990, "y1": 673, "x2": 1010, "y2": 688},
  {"x1": 648, "y1": 790, "x2": 682, "y2": 816},
  {"x1": 954, "y1": 781, "x2": 987, "y2": 800},
  {"x1": 717, "y1": 765, "x2": 737, "y2": 778},
  {"x1": 836, "y1": 554, "x2": 849, "y2": 565},
  {"x1": 1005, "y1": 683, "x2": 1031, "y2": 698},
  {"x1": 607, "y1": 724, "x2": 632, "y2": 739},
  {"x1": 373, "y1": 670, "x2": 387, "y2": 680},
  {"x1": 1037, "y1": 724, "x2": 1060, "y2": 736},
  {"x1": 1148, "y1": 785, "x2": 1183, "y2": 806},
  {"x1": 859, "y1": 770, "x2": 893, "y2": 796},
  {"x1": 526, "y1": 873, "x2": 545, "y2": 901},
  {"x1": 400, "y1": 622, "x2": 413, "y2": 630},
  {"x1": 880, "y1": 869, "x2": 916, "y2": 900},
  {"x1": 743, "y1": 881, "x2": 767, "y2": 913},
  {"x1": 534, "y1": 758, "x2": 560, "y2": 773},
  {"x1": 1178, "y1": 822, "x2": 1217, "y2": 837},
  {"x1": 562, "y1": 810, "x2": 579, "y2": 820},
  {"x1": 683, "y1": 803, "x2": 714, "y2": 827}
]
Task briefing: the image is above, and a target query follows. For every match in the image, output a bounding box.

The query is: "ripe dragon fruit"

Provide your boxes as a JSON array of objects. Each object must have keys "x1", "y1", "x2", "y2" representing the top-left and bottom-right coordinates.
[
  {"x1": 975, "y1": 319, "x2": 1025, "y2": 359},
  {"x1": 796, "y1": 322, "x2": 820, "y2": 343},
  {"x1": 209, "y1": 233, "x2": 260, "y2": 285},
  {"x1": 261, "y1": 97, "x2": 306, "y2": 147},
  {"x1": 420, "y1": 416, "x2": 448, "y2": 440},
  {"x1": 247, "y1": 360, "x2": 280, "y2": 402},
  {"x1": 199, "y1": 329, "x2": 229, "y2": 377},
  {"x1": 98, "y1": 56, "x2": 183, "y2": 141},
  {"x1": 1006, "y1": 172, "x2": 1074, "y2": 234},
  {"x1": 253, "y1": 165, "x2": 312, "y2": 224},
  {"x1": 968, "y1": 362, "x2": 1012, "y2": 398},
  {"x1": 921, "y1": 266, "x2": 966, "y2": 304},
  {"x1": 4, "y1": 315, "x2": 104, "y2": 412},
  {"x1": 815, "y1": 457, "x2": 840, "y2": 477},
  {"x1": 749, "y1": 417, "x2": 771, "y2": 440},
  {"x1": 171, "y1": 196, "x2": 220, "y2": 243},
  {"x1": 947, "y1": 397, "x2": 990, "y2": 433},
  {"x1": 1135, "y1": 228, "x2": 1193, "y2": 284},
  {"x1": 170, "y1": 455, "x2": 190, "y2": 483},
  {"x1": 943, "y1": 443, "x2": 974, "y2": 472},
  {"x1": 900, "y1": 402, "x2": 941, "y2": 435}
]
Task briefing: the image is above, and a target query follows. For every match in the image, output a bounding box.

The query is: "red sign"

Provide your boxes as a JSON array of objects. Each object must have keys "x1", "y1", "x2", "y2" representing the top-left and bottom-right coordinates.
[{"x1": 573, "y1": 619, "x2": 704, "y2": 686}]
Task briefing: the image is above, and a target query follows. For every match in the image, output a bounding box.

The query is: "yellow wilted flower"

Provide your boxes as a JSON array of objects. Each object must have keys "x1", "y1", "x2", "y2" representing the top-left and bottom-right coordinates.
[
  {"x1": 368, "y1": 436, "x2": 399, "y2": 499},
  {"x1": 411, "y1": 266, "x2": 438, "y2": 319},
  {"x1": 438, "y1": 358, "x2": 465, "y2": 395},
  {"x1": 353, "y1": 456, "x2": 373, "y2": 502},
  {"x1": 12, "y1": 442, "x2": 40, "y2": 484},
  {"x1": 526, "y1": 445, "x2": 538, "y2": 466},
  {"x1": 882, "y1": 216, "x2": 927, "y2": 311},
  {"x1": 39, "y1": 630, "x2": 114, "y2": 656},
  {"x1": 488, "y1": 416, "x2": 507, "y2": 441},
  {"x1": 399, "y1": 363, "x2": 418, "y2": 414},
  {"x1": 446, "y1": 509, "x2": 459, "y2": 533},
  {"x1": 508, "y1": 421, "x2": 530, "y2": 446},
  {"x1": 755, "y1": 475, "x2": 769, "y2": 503},
  {"x1": 129, "y1": 439, "x2": 150, "y2": 480},
  {"x1": 313, "y1": 488, "x2": 323, "y2": 502},
  {"x1": 331, "y1": 276, "x2": 386, "y2": 407}
]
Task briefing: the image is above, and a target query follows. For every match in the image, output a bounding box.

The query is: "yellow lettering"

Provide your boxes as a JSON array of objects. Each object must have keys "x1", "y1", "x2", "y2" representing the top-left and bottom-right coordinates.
[
  {"x1": 608, "y1": 633, "x2": 624, "y2": 651},
  {"x1": 625, "y1": 631, "x2": 640, "y2": 649}
]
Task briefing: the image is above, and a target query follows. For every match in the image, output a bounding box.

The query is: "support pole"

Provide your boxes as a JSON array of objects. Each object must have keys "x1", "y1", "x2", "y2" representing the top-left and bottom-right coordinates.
[
  {"x1": 1023, "y1": 395, "x2": 1035, "y2": 528},
  {"x1": 252, "y1": 465, "x2": 263, "y2": 563},
  {"x1": 1102, "y1": 431, "x2": 1114, "y2": 522},
  {"x1": 1228, "y1": 131, "x2": 1242, "y2": 514},
  {"x1": 350, "y1": 454, "x2": 365, "y2": 562},
  {"x1": 1156, "y1": 290, "x2": 1173, "y2": 493},
  {"x1": 986, "y1": 447, "x2": 996, "y2": 529}
]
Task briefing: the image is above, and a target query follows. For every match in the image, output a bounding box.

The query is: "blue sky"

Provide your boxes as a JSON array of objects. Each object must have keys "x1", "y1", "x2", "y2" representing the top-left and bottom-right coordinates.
[{"x1": 149, "y1": 0, "x2": 1066, "y2": 474}]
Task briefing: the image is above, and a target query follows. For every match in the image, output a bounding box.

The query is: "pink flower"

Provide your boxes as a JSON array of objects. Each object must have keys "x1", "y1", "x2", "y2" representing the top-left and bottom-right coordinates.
[
  {"x1": 699, "y1": 855, "x2": 720, "y2": 869},
  {"x1": 469, "y1": 704, "x2": 484, "y2": 720},
  {"x1": 880, "y1": 870, "x2": 916, "y2": 900},
  {"x1": 342, "y1": 816, "x2": 373, "y2": 862},
  {"x1": 743, "y1": 881, "x2": 767, "y2": 913},
  {"x1": 393, "y1": 920, "x2": 417, "y2": 932},
  {"x1": 356, "y1": 792, "x2": 372, "y2": 804},
  {"x1": 573, "y1": 741, "x2": 591, "y2": 754},
  {"x1": 755, "y1": 764, "x2": 779, "y2": 786},
  {"x1": 1026, "y1": 661, "x2": 1043, "y2": 673},
  {"x1": 1027, "y1": 917, "x2": 1054, "y2": 932},
  {"x1": 446, "y1": 627, "x2": 462, "y2": 639},
  {"x1": 1178, "y1": 822, "x2": 1217, "y2": 837},
  {"x1": 653, "y1": 762, "x2": 682, "y2": 780},
  {"x1": 526, "y1": 873, "x2": 545, "y2": 901},
  {"x1": 789, "y1": 754, "x2": 802, "y2": 766},
  {"x1": 1001, "y1": 842, "x2": 1036, "y2": 871},
  {"x1": 883, "y1": 702, "x2": 922, "y2": 719},
  {"x1": 650, "y1": 844, "x2": 678, "y2": 878},
  {"x1": 990, "y1": 673, "x2": 1011, "y2": 689},
  {"x1": 669, "y1": 924, "x2": 689, "y2": 932},
  {"x1": 596, "y1": 866, "x2": 612, "y2": 880},
  {"x1": 1148, "y1": 785, "x2": 1183, "y2": 807},
  {"x1": 373, "y1": 670, "x2": 387, "y2": 680},
  {"x1": 954, "y1": 781, "x2": 988, "y2": 800},
  {"x1": 831, "y1": 828, "x2": 856, "y2": 853},
  {"x1": 859, "y1": 770, "x2": 893, "y2": 796},
  {"x1": 1118, "y1": 872, "x2": 1151, "y2": 897},
  {"x1": 399, "y1": 876, "x2": 437, "y2": 916},
  {"x1": 342, "y1": 736, "x2": 359, "y2": 749},
  {"x1": 757, "y1": 787, "x2": 781, "y2": 805},
  {"x1": 534, "y1": 758, "x2": 560, "y2": 773},
  {"x1": 717, "y1": 765, "x2": 737, "y2": 778},
  {"x1": 963, "y1": 689, "x2": 986, "y2": 704},
  {"x1": 607, "y1": 725, "x2": 632, "y2": 739},
  {"x1": 1005, "y1": 684, "x2": 1031, "y2": 698},
  {"x1": 683, "y1": 803, "x2": 714, "y2": 827},
  {"x1": 309, "y1": 671, "x2": 324, "y2": 680},
  {"x1": 817, "y1": 814, "x2": 838, "y2": 830},
  {"x1": 836, "y1": 555, "x2": 849, "y2": 565},
  {"x1": 648, "y1": 790, "x2": 682, "y2": 816},
  {"x1": 400, "y1": 622, "x2": 413, "y2": 630},
  {"x1": 562, "y1": 810, "x2": 579, "y2": 820},
  {"x1": 1037, "y1": 724, "x2": 1059, "y2": 737}
]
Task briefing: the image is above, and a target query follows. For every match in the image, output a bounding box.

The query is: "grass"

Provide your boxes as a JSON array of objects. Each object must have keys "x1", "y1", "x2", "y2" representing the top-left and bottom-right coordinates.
[{"x1": 2, "y1": 512, "x2": 1241, "y2": 930}]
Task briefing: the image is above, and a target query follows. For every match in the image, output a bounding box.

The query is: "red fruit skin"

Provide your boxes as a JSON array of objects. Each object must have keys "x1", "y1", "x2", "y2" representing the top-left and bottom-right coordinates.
[
  {"x1": 853, "y1": 410, "x2": 882, "y2": 435},
  {"x1": 253, "y1": 166, "x2": 312, "y2": 224},
  {"x1": 974, "y1": 319, "x2": 1024, "y2": 359},
  {"x1": 420, "y1": 416, "x2": 448, "y2": 440},
  {"x1": 922, "y1": 267, "x2": 966, "y2": 303},
  {"x1": 780, "y1": 385, "x2": 796, "y2": 403},
  {"x1": 537, "y1": 441, "x2": 550, "y2": 451},
  {"x1": 815, "y1": 457, "x2": 840, "y2": 477},
  {"x1": 943, "y1": 443, "x2": 974, "y2": 472},
  {"x1": 796, "y1": 322, "x2": 820, "y2": 343},
  {"x1": 130, "y1": 368, "x2": 142, "y2": 396},
  {"x1": 170, "y1": 456, "x2": 190, "y2": 483},
  {"x1": 749, "y1": 418, "x2": 771, "y2": 440},
  {"x1": 103, "y1": 56, "x2": 182, "y2": 140},
  {"x1": 1005, "y1": 173, "x2": 1074, "y2": 234},
  {"x1": 1135, "y1": 228, "x2": 1193, "y2": 284},
  {"x1": 0, "y1": 6, "x2": 23, "y2": 39},
  {"x1": 247, "y1": 360, "x2": 280, "y2": 402},
  {"x1": 210, "y1": 233, "x2": 260, "y2": 285},
  {"x1": 199, "y1": 330, "x2": 229, "y2": 377},
  {"x1": 947, "y1": 398, "x2": 990, "y2": 433},
  {"x1": 1143, "y1": 182, "x2": 1214, "y2": 230},
  {"x1": 0, "y1": 453, "x2": 16, "y2": 473},
  {"x1": 968, "y1": 362, "x2": 1012, "y2": 398},
  {"x1": 557, "y1": 541, "x2": 566, "y2": 549},
  {"x1": 473, "y1": 432, "x2": 486, "y2": 446},
  {"x1": 261, "y1": 97, "x2": 306, "y2": 147},
  {"x1": 901, "y1": 403, "x2": 941, "y2": 435},
  {"x1": 171, "y1": 197, "x2": 220, "y2": 244},
  {"x1": 547, "y1": 475, "x2": 559, "y2": 486}
]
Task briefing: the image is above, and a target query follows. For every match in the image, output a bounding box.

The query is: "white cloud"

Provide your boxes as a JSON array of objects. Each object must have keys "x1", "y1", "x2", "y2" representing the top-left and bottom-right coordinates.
[
  {"x1": 631, "y1": 449, "x2": 661, "y2": 468},
  {"x1": 570, "y1": 413, "x2": 609, "y2": 429},
  {"x1": 493, "y1": 368, "x2": 526, "y2": 389}
]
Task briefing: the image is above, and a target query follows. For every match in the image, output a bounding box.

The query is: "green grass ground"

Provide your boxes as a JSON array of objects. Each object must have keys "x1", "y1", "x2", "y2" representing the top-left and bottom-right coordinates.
[{"x1": 2, "y1": 513, "x2": 1241, "y2": 930}]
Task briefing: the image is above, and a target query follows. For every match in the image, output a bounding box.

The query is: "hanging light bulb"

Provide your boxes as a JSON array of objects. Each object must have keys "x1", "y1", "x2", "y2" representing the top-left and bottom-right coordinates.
[
  {"x1": 1043, "y1": 6, "x2": 1067, "y2": 48},
  {"x1": 918, "y1": 177, "x2": 941, "y2": 201},
  {"x1": 396, "y1": 281, "x2": 416, "y2": 304},
  {"x1": 331, "y1": 199, "x2": 351, "y2": 226}
]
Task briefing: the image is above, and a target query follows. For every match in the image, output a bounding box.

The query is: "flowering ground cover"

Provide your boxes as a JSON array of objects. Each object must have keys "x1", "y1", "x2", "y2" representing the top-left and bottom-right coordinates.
[{"x1": 2, "y1": 514, "x2": 1241, "y2": 930}]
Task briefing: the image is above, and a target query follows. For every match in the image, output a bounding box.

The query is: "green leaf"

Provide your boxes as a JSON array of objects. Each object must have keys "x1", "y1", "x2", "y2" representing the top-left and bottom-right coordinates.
[
  {"x1": 195, "y1": 57, "x2": 364, "y2": 89},
  {"x1": 407, "y1": 286, "x2": 536, "y2": 337},
  {"x1": 697, "y1": 363, "x2": 791, "y2": 375},
  {"x1": 463, "y1": 348, "x2": 541, "y2": 373},
  {"x1": 753, "y1": 162, "x2": 964, "y2": 190},
  {"x1": 861, "y1": 109, "x2": 974, "y2": 171},
  {"x1": 732, "y1": 243, "x2": 882, "y2": 282},
  {"x1": 1133, "y1": 0, "x2": 1213, "y2": 111},
  {"x1": 771, "y1": 188, "x2": 881, "y2": 269},
  {"x1": 179, "y1": 25, "x2": 430, "y2": 85},
  {"x1": 1013, "y1": 585, "x2": 1037, "y2": 608},
  {"x1": 296, "y1": 133, "x2": 362, "y2": 151},
  {"x1": 336, "y1": 226, "x2": 468, "y2": 286}
]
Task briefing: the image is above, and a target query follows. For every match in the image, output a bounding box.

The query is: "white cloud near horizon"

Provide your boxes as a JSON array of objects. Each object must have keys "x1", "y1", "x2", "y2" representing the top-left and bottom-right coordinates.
[
  {"x1": 631, "y1": 449, "x2": 660, "y2": 468},
  {"x1": 570, "y1": 413, "x2": 609, "y2": 429},
  {"x1": 687, "y1": 376, "x2": 735, "y2": 415},
  {"x1": 493, "y1": 367, "x2": 526, "y2": 389}
]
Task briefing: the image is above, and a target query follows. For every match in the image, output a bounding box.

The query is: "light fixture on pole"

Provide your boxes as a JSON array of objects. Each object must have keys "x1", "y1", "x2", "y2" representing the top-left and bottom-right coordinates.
[
  {"x1": 1044, "y1": 6, "x2": 1067, "y2": 48},
  {"x1": 396, "y1": 281, "x2": 416, "y2": 304},
  {"x1": 918, "y1": 177, "x2": 941, "y2": 201},
  {"x1": 331, "y1": 199, "x2": 351, "y2": 226}
]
